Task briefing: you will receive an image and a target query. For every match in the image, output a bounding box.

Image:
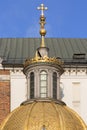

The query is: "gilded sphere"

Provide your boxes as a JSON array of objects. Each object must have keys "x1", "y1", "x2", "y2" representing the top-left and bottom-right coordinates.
[
  {"x1": 40, "y1": 29, "x2": 46, "y2": 36},
  {"x1": 0, "y1": 99, "x2": 86, "y2": 130}
]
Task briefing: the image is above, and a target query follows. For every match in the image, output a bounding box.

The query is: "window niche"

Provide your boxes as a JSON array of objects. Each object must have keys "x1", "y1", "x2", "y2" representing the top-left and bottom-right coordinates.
[
  {"x1": 30, "y1": 72, "x2": 34, "y2": 99},
  {"x1": 53, "y1": 72, "x2": 57, "y2": 99},
  {"x1": 40, "y1": 71, "x2": 48, "y2": 98}
]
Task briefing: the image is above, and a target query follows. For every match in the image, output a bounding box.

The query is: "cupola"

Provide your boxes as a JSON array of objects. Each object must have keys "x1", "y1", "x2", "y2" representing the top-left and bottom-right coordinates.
[{"x1": 23, "y1": 4, "x2": 64, "y2": 100}]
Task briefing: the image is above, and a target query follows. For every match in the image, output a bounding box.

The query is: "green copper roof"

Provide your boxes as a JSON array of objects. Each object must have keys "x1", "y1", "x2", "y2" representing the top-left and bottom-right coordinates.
[{"x1": 0, "y1": 38, "x2": 87, "y2": 67}]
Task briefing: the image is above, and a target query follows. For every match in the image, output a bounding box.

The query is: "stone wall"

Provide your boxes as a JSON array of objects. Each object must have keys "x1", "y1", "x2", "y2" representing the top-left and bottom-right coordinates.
[{"x1": 0, "y1": 70, "x2": 10, "y2": 124}]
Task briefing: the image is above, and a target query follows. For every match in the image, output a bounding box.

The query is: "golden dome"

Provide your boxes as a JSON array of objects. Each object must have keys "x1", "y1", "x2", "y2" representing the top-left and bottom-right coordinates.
[{"x1": 0, "y1": 99, "x2": 86, "y2": 130}]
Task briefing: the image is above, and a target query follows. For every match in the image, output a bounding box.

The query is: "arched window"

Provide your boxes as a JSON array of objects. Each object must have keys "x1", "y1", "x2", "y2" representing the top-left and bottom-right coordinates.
[
  {"x1": 53, "y1": 72, "x2": 57, "y2": 99},
  {"x1": 40, "y1": 71, "x2": 48, "y2": 98},
  {"x1": 30, "y1": 72, "x2": 34, "y2": 99}
]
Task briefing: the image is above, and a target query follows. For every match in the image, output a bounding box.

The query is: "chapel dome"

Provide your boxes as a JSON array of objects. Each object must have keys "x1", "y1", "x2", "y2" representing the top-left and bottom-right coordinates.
[{"x1": 0, "y1": 99, "x2": 86, "y2": 130}]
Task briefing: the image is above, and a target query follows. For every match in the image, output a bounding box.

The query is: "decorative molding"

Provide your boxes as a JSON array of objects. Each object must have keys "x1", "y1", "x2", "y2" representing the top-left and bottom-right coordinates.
[{"x1": 64, "y1": 68, "x2": 87, "y2": 75}]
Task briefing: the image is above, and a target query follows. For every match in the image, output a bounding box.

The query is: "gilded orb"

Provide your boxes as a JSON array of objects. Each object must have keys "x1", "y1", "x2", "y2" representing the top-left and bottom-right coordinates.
[{"x1": 40, "y1": 29, "x2": 46, "y2": 36}]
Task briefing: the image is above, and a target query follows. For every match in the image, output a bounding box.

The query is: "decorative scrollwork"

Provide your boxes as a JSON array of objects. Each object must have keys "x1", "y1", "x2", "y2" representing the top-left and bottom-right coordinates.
[{"x1": 24, "y1": 56, "x2": 63, "y2": 68}]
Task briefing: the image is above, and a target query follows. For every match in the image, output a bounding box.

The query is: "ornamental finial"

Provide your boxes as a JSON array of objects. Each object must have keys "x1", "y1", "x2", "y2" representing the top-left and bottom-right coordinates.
[
  {"x1": 37, "y1": 4, "x2": 48, "y2": 16},
  {"x1": 37, "y1": 4, "x2": 48, "y2": 47}
]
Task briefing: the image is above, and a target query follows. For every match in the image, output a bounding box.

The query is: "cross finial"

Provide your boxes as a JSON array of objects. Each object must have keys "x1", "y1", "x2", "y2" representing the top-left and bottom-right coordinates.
[{"x1": 37, "y1": 4, "x2": 48, "y2": 15}]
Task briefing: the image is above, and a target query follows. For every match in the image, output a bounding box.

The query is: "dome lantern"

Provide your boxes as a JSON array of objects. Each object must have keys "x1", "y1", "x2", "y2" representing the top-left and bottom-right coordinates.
[{"x1": 23, "y1": 4, "x2": 64, "y2": 100}]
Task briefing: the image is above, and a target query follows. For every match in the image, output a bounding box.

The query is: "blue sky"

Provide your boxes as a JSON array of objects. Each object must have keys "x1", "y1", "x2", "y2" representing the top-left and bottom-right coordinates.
[{"x1": 0, "y1": 0, "x2": 87, "y2": 38}]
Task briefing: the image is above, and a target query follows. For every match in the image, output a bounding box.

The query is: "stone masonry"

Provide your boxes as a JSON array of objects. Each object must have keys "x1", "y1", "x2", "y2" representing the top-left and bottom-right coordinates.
[{"x1": 0, "y1": 70, "x2": 10, "y2": 124}]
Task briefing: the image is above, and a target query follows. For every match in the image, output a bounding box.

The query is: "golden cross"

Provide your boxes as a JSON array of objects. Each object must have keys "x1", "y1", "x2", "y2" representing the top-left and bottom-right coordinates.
[{"x1": 37, "y1": 4, "x2": 48, "y2": 15}]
